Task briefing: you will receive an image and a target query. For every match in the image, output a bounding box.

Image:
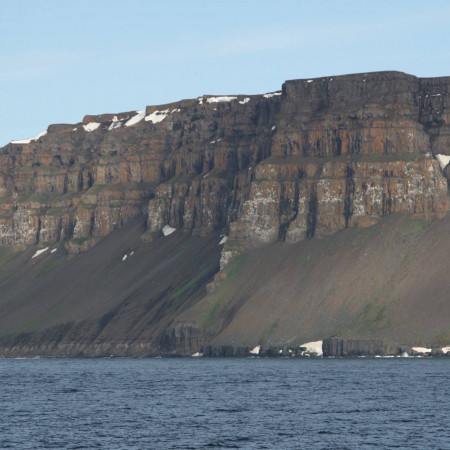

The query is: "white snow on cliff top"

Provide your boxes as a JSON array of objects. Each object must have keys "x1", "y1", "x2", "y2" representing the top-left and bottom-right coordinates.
[
  {"x1": 162, "y1": 224, "x2": 176, "y2": 236},
  {"x1": 436, "y1": 154, "x2": 450, "y2": 171},
  {"x1": 108, "y1": 116, "x2": 122, "y2": 131},
  {"x1": 145, "y1": 109, "x2": 170, "y2": 124},
  {"x1": 206, "y1": 96, "x2": 238, "y2": 103},
  {"x1": 125, "y1": 110, "x2": 145, "y2": 127},
  {"x1": 11, "y1": 130, "x2": 47, "y2": 144},
  {"x1": 239, "y1": 98, "x2": 250, "y2": 104},
  {"x1": 83, "y1": 122, "x2": 101, "y2": 132},
  {"x1": 300, "y1": 340, "x2": 323, "y2": 356},
  {"x1": 263, "y1": 92, "x2": 282, "y2": 98},
  {"x1": 11, "y1": 138, "x2": 33, "y2": 144}
]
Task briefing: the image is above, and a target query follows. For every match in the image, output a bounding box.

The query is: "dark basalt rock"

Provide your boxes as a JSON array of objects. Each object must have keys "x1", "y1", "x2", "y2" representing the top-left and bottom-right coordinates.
[{"x1": 323, "y1": 337, "x2": 408, "y2": 357}]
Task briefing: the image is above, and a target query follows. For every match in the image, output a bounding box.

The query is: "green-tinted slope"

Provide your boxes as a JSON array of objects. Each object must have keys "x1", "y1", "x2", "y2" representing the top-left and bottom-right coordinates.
[
  {"x1": 0, "y1": 217, "x2": 221, "y2": 355},
  {"x1": 1, "y1": 213, "x2": 450, "y2": 356},
  {"x1": 180, "y1": 213, "x2": 450, "y2": 348}
]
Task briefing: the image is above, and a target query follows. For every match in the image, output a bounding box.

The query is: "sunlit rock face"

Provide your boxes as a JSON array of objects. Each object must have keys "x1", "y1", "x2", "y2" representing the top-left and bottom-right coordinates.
[{"x1": 0, "y1": 71, "x2": 449, "y2": 251}]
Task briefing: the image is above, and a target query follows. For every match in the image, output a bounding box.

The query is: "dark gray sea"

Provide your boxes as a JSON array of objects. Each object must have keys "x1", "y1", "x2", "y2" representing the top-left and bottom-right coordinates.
[{"x1": 0, "y1": 357, "x2": 449, "y2": 449}]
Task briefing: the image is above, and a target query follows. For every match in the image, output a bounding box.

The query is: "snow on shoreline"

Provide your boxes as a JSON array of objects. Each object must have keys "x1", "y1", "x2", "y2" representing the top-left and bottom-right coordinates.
[
  {"x1": 249, "y1": 345, "x2": 261, "y2": 355},
  {"x1": 412, "y1": 347, "x2": 432, "y2": 354},
  {"x1": 300, "y1": 340, "x2": 323, "y2": 356}
]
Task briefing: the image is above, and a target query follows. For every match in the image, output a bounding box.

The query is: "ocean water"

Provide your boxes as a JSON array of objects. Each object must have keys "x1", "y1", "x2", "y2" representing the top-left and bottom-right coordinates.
[{"x1": 0, "y1": 358, "x2": 449, "y2": 449}]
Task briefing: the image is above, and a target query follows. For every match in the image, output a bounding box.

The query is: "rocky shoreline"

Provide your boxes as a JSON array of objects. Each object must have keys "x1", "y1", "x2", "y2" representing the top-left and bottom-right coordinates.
[
  {"x1": 198, "y1": 338, "x2": 450, "y2": 358},
  {"x1": 1, "y1": 337, "x2": 449, "y2": 358}
]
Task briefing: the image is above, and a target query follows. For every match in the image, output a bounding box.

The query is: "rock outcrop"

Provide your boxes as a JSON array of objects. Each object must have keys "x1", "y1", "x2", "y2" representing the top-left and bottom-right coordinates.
[
  {"x1": 0, "y1": 71, "x2": 450, "y2": 356},
  {"x1": 322, "y1": 337, "x2": 405, "y2": 357},
  {"x1": 1, "y1": 72, "x2": 449, "y2": 256}
]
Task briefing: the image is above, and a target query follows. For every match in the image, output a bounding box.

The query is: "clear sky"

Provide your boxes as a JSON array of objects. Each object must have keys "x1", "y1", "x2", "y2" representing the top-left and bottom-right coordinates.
[{"x1": 1, "y1": 0, "x2": 450, "y2": 146}]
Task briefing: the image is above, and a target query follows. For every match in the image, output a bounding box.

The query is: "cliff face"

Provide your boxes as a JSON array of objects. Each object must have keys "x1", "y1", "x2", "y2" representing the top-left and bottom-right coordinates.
[
  {"x1": 1, "y1": 71, "x2": 449, "y2": 253},
  {"x1": 1, "y1": 71, "x2": 450, "y2": 356},
  {"x1": 0, "y1": 94, "x2": 277, "y2": 252}
]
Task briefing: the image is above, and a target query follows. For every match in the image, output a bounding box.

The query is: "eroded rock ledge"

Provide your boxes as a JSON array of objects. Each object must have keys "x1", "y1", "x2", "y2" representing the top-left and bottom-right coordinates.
[{"x1": 0, "y1": 71, "x2": 449, "y2": 257}]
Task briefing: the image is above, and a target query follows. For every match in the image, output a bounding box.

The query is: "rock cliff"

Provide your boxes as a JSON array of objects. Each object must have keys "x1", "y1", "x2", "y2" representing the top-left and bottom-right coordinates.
[
  {"x1": 1, "y1": 71, "x2": 450, "y2": 356},
  {"x1": 2, "y1": 71, "x2": 449, "y2": 253}
]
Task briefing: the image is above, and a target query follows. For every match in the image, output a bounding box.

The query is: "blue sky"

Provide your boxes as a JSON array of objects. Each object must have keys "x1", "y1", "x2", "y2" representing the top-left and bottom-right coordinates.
[{"x1": 1, "y1": 0, "x2": 450, "y2": 145}]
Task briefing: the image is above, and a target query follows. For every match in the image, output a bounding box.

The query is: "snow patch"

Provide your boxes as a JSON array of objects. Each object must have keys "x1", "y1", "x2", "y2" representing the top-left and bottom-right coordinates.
[
  {"x1": 300, "y1": 340, "x2": 323, "y2": 356},
  {"x1": 108, "y1": 116, "x2": 123, "y2": 131},
  {"x1": 11, "y1": 130, "x2": 47, "y2": 144},
  {"x1": 83, "y1": 122, "x2": 101, "y2": 132},
  {"x1": 307, "y1": 79, "x2": 314, "y2": 83},
  {"x1": 125, "y1": 110, "x2": 145, "y2": 127},
  {"x1": 219, "y1": 236, "x2": 228, "y2": 245},
  {"x1": 263, "y1": 92, "x2": 282, "y2": 98},
  {"x1": 249, "y1": 345, "x2": 261, "y2": 355},
  {"x1": 11, "y1": 138, "x2": 32, "y2": 144},
  {"x1": 441, "y1": 346, "x2": 450, "y2": 354},
  {"x1": 32, "y1": 247, "x2": 49, "y2": 259},
  {"x1": 122, "y1": 254, "x2": 127, "y2": 261},
  {"x1": 35, "y1": 131, "x2": 47, "y2": 140},
  {"x1": 271, "y1": 125, "x2": 276, "y2": 131},
  {"x1": 162, "y1": 224, "x2": 176, "y2": 236},
  {"x1": 206, "y1": 96, "x2": 237, "y2": 103},
  {"x1": 51, "y1": 248, "x2": 57, "y2": 254},
  {"x1": 130, "y1": 251, "x2": 134, "y2": 256},
  {"x1": 412, "y1": 347, "x2": 432, "y2": 354},
  {"x1": 239, "y1": 97, "x2": 250, "y2": 104},
  {"x1": 191, "y1": 352, "x2": 203, "y2": 357},
  {"x1": 145, "y1": 109, "x2": 170, "y2": 124},
  {"x1": 436, "y1": 154, "x2": 450, "y2": 171}
]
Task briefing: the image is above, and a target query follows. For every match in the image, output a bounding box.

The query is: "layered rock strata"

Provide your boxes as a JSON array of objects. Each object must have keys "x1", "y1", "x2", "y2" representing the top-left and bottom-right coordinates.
[{"x1": 1, "y1": 72, "x2": 449, "y2": 255}]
